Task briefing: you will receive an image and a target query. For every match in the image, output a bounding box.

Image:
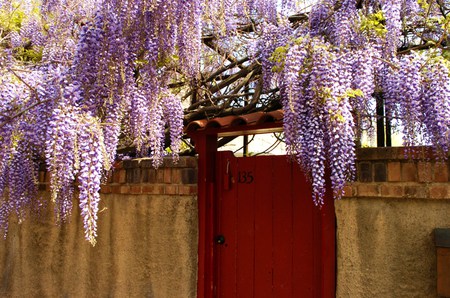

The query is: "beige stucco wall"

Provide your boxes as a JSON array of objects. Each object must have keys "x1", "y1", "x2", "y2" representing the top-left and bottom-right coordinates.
[
  {"x1": 336, "y1": 198, "x2": 450, "y2": 298},
  {"x1": 0, "y1": 193, "x2": 198, "y2": 298}
]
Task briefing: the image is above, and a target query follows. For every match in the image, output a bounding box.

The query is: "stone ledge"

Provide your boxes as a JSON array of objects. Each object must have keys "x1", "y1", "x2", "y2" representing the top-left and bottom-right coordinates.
[
  {"x1": 342, "y1": 182, "x2": 450, "y2": 199},
  {"x1": 97, "y1": 183, "x2": 198, "y2": 196},
  {"x1": 117, "y1": 156, "x2": 198, "y2": 169},
  {"x1": 356, "y1": 146, "x2": 450, "y2": 161}
]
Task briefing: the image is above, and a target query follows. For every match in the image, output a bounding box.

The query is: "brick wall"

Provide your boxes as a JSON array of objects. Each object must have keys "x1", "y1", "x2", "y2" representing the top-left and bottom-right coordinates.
[
  {"x1": 38, "y1": 156, "x2": 198, "y2": 196},
  {"x1": 343, "y1": 147, "x2": 450, "y2": 199},
  {"x1": 38, "y1": 148, "x2": 448, "y2": 199},
  {"x1": 336, "y1": 147, "x2": 450, "y2": 298}
]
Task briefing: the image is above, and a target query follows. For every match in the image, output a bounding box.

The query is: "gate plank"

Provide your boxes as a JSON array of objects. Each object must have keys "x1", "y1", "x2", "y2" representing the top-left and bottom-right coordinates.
[
  {"x1": 254, "y1": 156, "x2": 275, "y2": 298},
  {"x1": 292, "y1": 162, "x2": 315, "y2": 296},
  {"x1": 217, "y1": 152, "x2": 238, "y2": 298},
  {"x1": 235, "y1": 157, "x2": 256, "y2": 297},
  {"x1": 272, "y1": 157, "x2": 293, "y2": 297}
]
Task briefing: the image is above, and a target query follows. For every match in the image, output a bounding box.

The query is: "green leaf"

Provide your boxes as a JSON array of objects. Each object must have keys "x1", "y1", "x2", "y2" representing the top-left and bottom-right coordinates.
[
  {"x1": 269, "y1": 45, "x2": 289, "y2": 72},
  {"x1": 359, "y1": 10, "x2": 387, "y2": 37}
]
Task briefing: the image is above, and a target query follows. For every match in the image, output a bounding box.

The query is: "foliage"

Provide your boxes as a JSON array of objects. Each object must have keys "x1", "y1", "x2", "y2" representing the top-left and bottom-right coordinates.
[{"x1": 0, "y1": 0, "x2": 449, "y2": 244}]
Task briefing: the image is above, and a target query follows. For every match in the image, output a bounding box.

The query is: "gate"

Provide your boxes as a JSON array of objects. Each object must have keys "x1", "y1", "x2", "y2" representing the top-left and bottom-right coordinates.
[
  {"x1": 214, "y1": 151, "x2": 334, "y2": 297},
  {"x1": 187, "y1": 112, "x2": 336, "y2": 298}
]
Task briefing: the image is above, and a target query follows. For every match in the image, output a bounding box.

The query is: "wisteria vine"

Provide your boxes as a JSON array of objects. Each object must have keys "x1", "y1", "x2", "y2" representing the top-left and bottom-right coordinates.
[
  {"x1": 0, "y1": 0, "x2": 449, "y2": 244},
  {"x1": 269, "y1": 0, "x2": 450, "y2": 205}
]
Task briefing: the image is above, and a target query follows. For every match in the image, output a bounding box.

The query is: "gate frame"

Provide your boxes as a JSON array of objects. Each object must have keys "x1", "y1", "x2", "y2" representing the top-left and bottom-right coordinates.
[{"x1": 189, "y1": 121, "x2": 336, "y2": 298}]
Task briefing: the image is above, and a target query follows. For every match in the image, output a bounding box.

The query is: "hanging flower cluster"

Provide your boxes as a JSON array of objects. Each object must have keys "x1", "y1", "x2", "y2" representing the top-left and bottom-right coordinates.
[
  {"x1": 0, "y1": 0, "x2": 299, "y2": 244},
  {"x1": 263, "y1": 0, "x2": 450, "y2": 205},
  {"x1": 279, "y1": 37, "x2": 357, "y2": 205}
]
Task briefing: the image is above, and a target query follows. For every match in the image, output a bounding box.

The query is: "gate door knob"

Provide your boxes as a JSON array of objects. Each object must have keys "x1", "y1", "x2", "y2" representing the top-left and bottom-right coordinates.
[{"x1": 215, "y1": 235, "x2": 225, "y2": 245}]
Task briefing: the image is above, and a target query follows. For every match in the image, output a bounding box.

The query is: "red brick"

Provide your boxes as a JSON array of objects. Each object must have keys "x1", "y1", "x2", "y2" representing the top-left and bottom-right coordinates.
[
  {"x1": 374, "y1": 163, "x2": 387, "y2": 182},
  {"x1": 401, "y1": 162, "x2": 417, "y2": 182},
  {"x1": 112, "y1": 171, "x2": 120, "y2": 183},
  {"x1": 404, "y1": 185, "x2": 428, "y2": 198},
  {"x1": 142, "y1": 185, "x2": 164, "y2": 195},
  {"x1": 126, "y1": 168, "x2": 141, "y2": 184},
  {"x1": 174, "y1": 157, "x2": 187, "y2": 167},
  {"x1": 156, "y1": 170, "x2": 165, "y2": 183},
  {"x1": 113, "y1": 169, "x2": 126, "y2": 184},
  {"x1": 164, "y1": 168, "x2": 172, "y2": 184},
  {"x1": 122, "y1": 159, "x2": 139, "y2": 169},
  {"x1": 172, "y1": 169, "x2": 182, "y2": 184},
  {"x1": 119, "y1": 185, "x2": 130, "y2": 194},
  {"x1": 118, "y1": 170, "x2": 126, "y2": 184},
  {"x1": 179, "y1": 185, "x2": 198, "y2": 195},
  {"x1": 434, "y1": 162, "x2": 449, "y2": 182},
  {"x1": 186, "y1": 157, "x2": 198, "y2": 168},
  {"x1": 142, "y1": 169, "x2": 156, "y2": 183},
  {"x1": 430, "y1": 186, "x2": 449, "y2": 199},
  {"x1": 110, "y1": 185, "x2": 121, "y2": 193},
  {"x1": 113, "y1": 161, "x2": 123, "y2": 169},
  {"x1": 163, "y1": 158, "x2": 174, "y2": 167},
  {"x1": 100, "y1": 185, "x2": 111, "y2": 194},
  {"x1": 341, "y1": 185, "x2": 354, "y2": 198},
  {"x1": 380, "y1": 185, "x2": 403, "y2": 197},
  {"x1": 400, "y1": 146, "x2": 433, "y2": 160},
  {"x1": 165, "y1": 185, "x2": 178, "y2": 195},
  {"x1": 106, "y1": 171, "x2": 113, "y2": 184},
  {"x1": 358, "y1": 162, "x2": 372, "y2": 182},
  {"x1": 418, "y1": 162, "x2": 432, "y2": 183},
  {"x1": 387, "y1": 162, "x2": 401, "y2": 182},
  {"x1": 130, "y1": 185, "x2": 142, "y2": 194},
  {"x1": 357, "y1": 184, "x2": 379, "y2": 197},
  {"x1": 181, "y1": 168, "x2": 198, "y2": 184}
]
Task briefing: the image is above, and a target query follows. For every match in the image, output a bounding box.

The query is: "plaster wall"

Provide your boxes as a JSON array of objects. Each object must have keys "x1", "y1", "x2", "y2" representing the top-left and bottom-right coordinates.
[
  {"x1": 0, "y1": 193, "x2": 198, "y2": 298},
  {"x1": 336, "y1": 148, "x2": 450, "y2": 298},
  {"x1": 336, "y1": 198, "x2": 450, "y2": 298}
]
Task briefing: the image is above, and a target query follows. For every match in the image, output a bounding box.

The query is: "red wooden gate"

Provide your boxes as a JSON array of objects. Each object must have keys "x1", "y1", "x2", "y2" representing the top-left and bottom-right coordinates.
[
  {"x1": 188, "y1": 115, "x2": 336, "y2": 298},
  {"x1": 214, "y1": 151, "x2": 335, "y2": 297}
]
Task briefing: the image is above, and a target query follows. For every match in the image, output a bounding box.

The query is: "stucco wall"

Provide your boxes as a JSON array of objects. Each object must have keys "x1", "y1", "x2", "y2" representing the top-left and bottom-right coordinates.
[
  {"x1": 0, "y1": 157, "x2": 198, "y2": 298},
  {"x1": 336, "y1": 198, "x2": 450, "y2": 297},
  {"x1": 336, "y1": 148, "x2": 450, "y2": 298}
]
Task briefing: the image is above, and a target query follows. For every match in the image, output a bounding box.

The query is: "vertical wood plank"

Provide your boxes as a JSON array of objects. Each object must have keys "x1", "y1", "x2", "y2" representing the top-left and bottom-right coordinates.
[
  {"x1": 194, "y1": 133, "x2": 217, "y2": 298},
  {"x1": 253, "y1": 156, "x2": 274, "y2": 298},
  {"x1": 235, "y1": 156, "x2": 256, "y2": 298},
  {"x1": 272, "y1": 157, "x2": 293, "y2": 297},
  {"x1": 217, "y1": 152, "x2": 238, "y2": 298},
  {"x1": 292, "y1": 162, "x2": 316, "y2": 296}
]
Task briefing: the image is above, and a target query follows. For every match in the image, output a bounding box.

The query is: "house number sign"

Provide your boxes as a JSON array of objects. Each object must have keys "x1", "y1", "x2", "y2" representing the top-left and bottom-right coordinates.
[{"x1": 237, "y1": 171, "x2": 254, "y2": 184}]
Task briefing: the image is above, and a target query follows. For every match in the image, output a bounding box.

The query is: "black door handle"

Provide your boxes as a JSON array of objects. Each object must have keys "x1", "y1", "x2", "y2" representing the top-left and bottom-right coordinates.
[{"x1": 215, "y1": 235, "x2": 225, "y2": 245}]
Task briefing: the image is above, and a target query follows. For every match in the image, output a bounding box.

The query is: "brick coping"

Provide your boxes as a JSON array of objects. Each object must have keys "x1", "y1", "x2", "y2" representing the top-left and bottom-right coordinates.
[
  {"x1": 349, "y1": 148, "x2": 450, "y2": 199},
  {"x1": 38, "y1": 156, "x2": 199, "y2": 196},
  {"x1": 37, "y1": 151, "x2": 449, "y2": 199}
]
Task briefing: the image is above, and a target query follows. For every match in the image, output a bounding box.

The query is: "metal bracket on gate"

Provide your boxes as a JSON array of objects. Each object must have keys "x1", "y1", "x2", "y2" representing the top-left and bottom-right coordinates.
[{"x1": 223, "y1": 159, "x2": 232, "y2": 190}]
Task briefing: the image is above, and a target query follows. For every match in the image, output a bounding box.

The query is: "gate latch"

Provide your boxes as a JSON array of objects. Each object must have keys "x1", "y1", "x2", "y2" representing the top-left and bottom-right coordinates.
[
  {"x1": 215, "y1": 235, "x2": 226, "y2": 245},
  {"x1": 223, "y1": 159, "x2": 232, "y2": 190}
]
